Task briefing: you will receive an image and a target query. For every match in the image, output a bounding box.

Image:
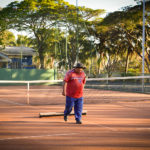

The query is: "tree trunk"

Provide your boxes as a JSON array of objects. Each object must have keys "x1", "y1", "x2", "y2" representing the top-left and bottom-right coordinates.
[
  {"x1": 145, "y1": 58, "x2": 150, "y2": 73},
  {"x1": 134, "y1": 48, "x2": 150, "y2": 73},
  {"x1": 125, "y1": 51, "x2": 129, "y2": 74},
  {"x1": 39, "y1": 52, "x2": 44, "y2": 69}
]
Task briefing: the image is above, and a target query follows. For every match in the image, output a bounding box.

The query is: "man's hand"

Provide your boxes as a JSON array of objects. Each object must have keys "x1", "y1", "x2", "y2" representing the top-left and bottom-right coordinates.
[
  {"x1": 62, "y1": 90, "x2": 66, "y2": 96},
  {"x1": 62, "y1": 81, "x2": 67, "y2": 96}
]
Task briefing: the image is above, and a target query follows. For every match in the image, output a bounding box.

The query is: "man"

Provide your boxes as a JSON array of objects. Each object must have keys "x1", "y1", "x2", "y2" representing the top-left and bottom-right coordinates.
[{"x1": 62, "y1": 63, "x2": 86, "y2": 124}]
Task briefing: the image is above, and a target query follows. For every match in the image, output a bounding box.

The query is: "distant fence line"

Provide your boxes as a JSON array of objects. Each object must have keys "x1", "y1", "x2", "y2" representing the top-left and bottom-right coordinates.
[{"x1": 0, "y1": 69, "x2": 56, "y2": 80}]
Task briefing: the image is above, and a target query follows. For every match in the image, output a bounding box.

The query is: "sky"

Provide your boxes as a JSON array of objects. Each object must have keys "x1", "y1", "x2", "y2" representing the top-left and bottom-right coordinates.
[
  {"x1": 0, "y1": 0, "x2": 137, "y2": 13},
  {"x1": 65, "y1": 0, "x2": 137, "y2": 12}
]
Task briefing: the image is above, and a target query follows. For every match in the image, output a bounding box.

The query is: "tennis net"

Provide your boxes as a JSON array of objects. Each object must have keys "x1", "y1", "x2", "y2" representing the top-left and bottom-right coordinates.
[
  {"x1": 0, "y1": 75, "x2": 150, "y2": 105},
  {"x1": 85, "y1": 75, "x2": 150, "y2": 93}
]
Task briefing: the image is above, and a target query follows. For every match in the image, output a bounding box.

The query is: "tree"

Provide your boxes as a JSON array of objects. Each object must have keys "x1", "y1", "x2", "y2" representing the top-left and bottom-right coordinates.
[
  {"x1": 93, "y1": 1, "x2": 150, "y2": 75},
  {"x1": 57, "y1": 5, "x2": 105, "y2": 69},
  {"x1": 0, "y1": 0, "x2": 105, "y2": 70},
  {"x1": 1, "y1": 0, "x2": 69, "y2": 68},
  {"x1": 10, "y1": 34, "x2": 33, "y2": 47},
  {"x1": 0, "y1": 30, "x2": 16, "y2": 47}
]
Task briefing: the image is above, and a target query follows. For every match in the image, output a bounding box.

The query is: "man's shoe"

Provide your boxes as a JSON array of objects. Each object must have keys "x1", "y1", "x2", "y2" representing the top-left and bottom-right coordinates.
[
  {"x1": 64, "y1": 116, "x2": 67, "y2": 121},
  {"x1": 76, "y1": 120, "x2": 82, "y2": 124}
]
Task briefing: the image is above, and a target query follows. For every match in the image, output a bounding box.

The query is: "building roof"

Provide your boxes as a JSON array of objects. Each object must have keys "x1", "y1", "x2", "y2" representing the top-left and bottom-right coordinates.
[
  {"x1": 0, "y1": 52, "x2": 12, "y2": 62},
  {"x1": 2, "y1": 46, "x2": 36, "y2": 56}
]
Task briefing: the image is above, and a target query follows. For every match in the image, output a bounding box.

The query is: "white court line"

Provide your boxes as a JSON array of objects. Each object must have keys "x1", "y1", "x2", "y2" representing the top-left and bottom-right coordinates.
[
  {"x1": 113, "y1": 102, "x2": 150, "y2": 110},
  {"x1": 84, "y1": 121, "x2": 150, "y2": 132},
  {"x1": 0, "y1": 89, "x2": 61, "y2": 91},
  {"x1": 0, "y1": 99, "x2": 25, "y2": 106},
  {"x1": 0, "y1": 133, "x2": 77, "y2": 141},
  {"x1": 29, "y1": 89, "x2": 61, "y2": 90},
  {"x1": 83, "y1": 121, "x2": 118, "y2": 131},
  {"x1": 135, "y1": 128, "x2": 150, "y2": 131}
]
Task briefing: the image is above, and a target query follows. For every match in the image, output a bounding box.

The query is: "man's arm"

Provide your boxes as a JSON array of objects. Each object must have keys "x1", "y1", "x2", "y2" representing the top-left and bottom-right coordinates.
[{"x1": 62, "y1": 81, "x2": 67, "y2": 96}]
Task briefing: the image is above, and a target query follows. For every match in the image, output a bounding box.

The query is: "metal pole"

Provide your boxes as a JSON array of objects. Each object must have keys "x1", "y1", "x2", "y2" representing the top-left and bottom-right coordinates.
[
  {"x1": 27, "y1": 82, "x2": 30, "y2": 104},
  {"x1": 55, "y1": 23, "x2": 57, "y2": 59},
  {"x1": 76, "y1": 0, "x2": 79, "y2": 63},
  {"x1": 66, "y1": 35, "x2": 68, "y2": 70},
  {"x1": 21, "y1": 31, "x2": 23, "y2": 69},
  {"x1": 142, "y1": 0, "x2": 145, "y2": 92},
  {"x1": 64, "y1": 6, "x2": 68, "y2": 69},
  {"x1": 54, "y1": 21, "x2": 57, "y2": 80}
]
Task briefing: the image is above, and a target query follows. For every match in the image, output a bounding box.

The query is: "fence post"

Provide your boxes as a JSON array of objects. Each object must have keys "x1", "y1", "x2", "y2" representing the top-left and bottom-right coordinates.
[{"x1": 27, "y1": 82, "x2": 30, "y2": 104}]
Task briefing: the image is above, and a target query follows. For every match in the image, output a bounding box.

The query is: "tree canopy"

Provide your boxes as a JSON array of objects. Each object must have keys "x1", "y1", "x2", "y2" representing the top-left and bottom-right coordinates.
[{"x1": 0, "y1": 0, "x2": 104, "y2": 69}]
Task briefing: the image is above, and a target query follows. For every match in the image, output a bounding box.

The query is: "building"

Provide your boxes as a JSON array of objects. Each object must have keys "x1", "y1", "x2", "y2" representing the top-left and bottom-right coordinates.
[
  {"x1": 0, "y1": 52, "x2": 12, "y2": 68},
  {"x1": 0, "y1": 46, "x2": 36, "y2": 69}
]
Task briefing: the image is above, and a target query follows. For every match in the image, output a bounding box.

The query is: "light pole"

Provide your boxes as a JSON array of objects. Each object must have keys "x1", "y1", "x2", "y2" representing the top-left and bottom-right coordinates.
[
  {"x1": 20, "y1": 32, "x2": 23, "y2": 69},
  {"x1": 65, "y1": 34, "x2": 68, "y2": 70},
  {"x1": 142, "y1": 0, "x2": 145, "y2": 92},
  {"x1": 142, "y1": 0, "x2": 145, "y2": 75},
  {"x1": 76, "y1": 0, "x2": 79, "y2": 63}
]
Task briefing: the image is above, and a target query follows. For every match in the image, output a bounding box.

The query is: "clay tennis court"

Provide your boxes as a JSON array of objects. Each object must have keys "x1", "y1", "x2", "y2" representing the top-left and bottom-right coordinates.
[{"x1": 0, "y1": 85, "x2": 150, "y2": 150}]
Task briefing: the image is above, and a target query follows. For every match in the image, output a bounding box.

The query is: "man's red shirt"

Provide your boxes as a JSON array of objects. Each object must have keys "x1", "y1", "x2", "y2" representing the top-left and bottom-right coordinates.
[{"x1": 64, "y1": 69, "x2": 86, "y2": 98}]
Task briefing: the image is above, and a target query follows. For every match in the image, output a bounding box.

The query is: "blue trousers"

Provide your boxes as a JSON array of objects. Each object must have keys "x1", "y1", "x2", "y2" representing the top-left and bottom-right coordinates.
[{"x1": 64, "y1": 96, "x2": 83, "y2": 121}]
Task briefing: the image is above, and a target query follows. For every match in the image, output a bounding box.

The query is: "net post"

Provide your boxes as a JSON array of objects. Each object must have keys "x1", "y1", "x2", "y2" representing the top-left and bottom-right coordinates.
[
  {"x1": 122, "y1": 78, "x2": 125, "y2": 90},
  {"x1": 27, "y1": 82, "x2": 30, "y2": 104},
  {"x1": 106, "y1": 74, "x2": 109, "y2": 90},
  {"x1": 142, "y1": 75, "x2": 145, "y2": 93}
]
